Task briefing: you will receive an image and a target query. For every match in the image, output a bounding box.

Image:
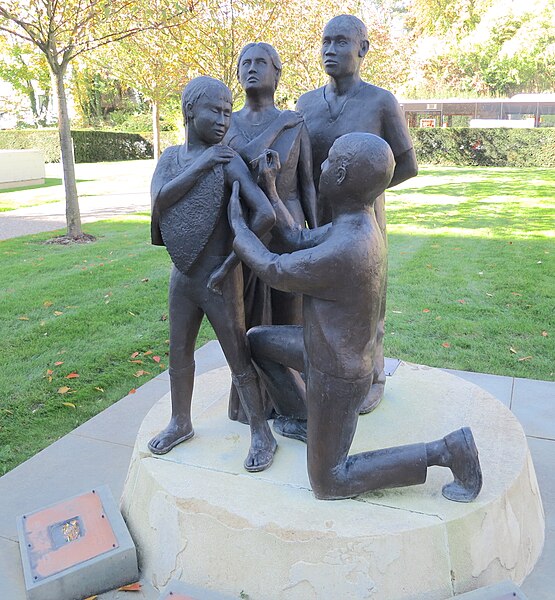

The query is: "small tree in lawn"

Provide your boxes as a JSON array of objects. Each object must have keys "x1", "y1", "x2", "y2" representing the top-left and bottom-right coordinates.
[{"x1": 0, "y1": 0, "x2": 199, "y2": 241}]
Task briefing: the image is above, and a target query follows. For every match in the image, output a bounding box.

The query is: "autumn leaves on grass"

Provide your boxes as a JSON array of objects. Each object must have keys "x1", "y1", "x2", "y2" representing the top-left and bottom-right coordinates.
[{"x1": 42, "y1": 348, "x2": 168, "y2": 409}]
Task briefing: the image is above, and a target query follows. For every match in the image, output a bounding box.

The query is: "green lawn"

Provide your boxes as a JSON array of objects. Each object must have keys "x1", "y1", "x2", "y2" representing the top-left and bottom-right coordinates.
[
  {"x1": 0, "y1": 178, "x2": 66, "y2": 211},
  {"x1": 0, "y1": 165, "x2": 553, "y2": 475},
  {"x1": 385, "y1": 166, "x2": 554, "y2": 377}
]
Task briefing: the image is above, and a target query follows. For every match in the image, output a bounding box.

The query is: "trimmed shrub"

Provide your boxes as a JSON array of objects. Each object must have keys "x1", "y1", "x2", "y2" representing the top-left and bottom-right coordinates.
[
  {"x1": 411, "y1": 127, "x2": 555, "y2": 167},
  {"x1": 0, "y1": 129, "x2": 60, "y2": 162},
  {"x1": 0, "y1": 129, "x2": 153, "y2": 162}
]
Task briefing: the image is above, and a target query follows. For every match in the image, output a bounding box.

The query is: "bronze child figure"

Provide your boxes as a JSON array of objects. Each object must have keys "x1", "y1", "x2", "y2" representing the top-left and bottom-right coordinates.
[
  {"x1": 149, "y1": 76, "x2": 277, "y2": 472},
  {"x1": 229, "y1": 133, "x2": 482, "y2": 501}
]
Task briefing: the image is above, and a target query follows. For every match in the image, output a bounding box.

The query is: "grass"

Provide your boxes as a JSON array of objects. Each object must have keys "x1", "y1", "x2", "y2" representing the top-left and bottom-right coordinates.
[
  {"x1": 0, "y1": 165, "x2": 553, "y2": 474},
  {"x1": 0, "y1": 178, "x2": 66, "y2": 211},
  {"x1": 0, "y1": 217, "x2": 214, "y2": 474},
  {"x1": 385, "y1": 166, "x2": 554, "y2": 377}
]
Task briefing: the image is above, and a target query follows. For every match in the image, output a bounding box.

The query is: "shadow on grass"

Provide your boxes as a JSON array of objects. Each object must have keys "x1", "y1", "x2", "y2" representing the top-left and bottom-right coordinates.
[{"x1": 388, "y1": 201, "x2": 554, "y2": 234}]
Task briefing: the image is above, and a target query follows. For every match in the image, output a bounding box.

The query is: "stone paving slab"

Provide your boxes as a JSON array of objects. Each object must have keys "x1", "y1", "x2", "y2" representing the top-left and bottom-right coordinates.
[
  {"x1": 521, "y1": 436, "x2": 555, "y2": 600},
  {"x1": 511, "y1": 377, "x2": 555, "y2": 440}
]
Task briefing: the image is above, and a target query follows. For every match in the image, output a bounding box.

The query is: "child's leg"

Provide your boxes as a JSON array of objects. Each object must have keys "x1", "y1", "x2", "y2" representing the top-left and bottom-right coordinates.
[
  {"x1": 148, "y1": 267, "x2": 204, "y2": 455},
  {"x1": 204, "y1": 266, "x2": 277, "y2": 472}
]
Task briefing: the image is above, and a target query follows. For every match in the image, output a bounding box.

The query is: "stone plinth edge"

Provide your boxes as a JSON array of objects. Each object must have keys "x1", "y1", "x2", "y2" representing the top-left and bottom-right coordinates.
[{"x1": 121, "y1": 363, "x2": 544, "y2": 600}]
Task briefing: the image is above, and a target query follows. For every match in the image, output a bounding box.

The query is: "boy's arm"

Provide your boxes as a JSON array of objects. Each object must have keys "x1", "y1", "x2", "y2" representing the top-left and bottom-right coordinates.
[
  {"x1": 229, "y1": 182, "x2": 337, "y2": 299},
  {"x1": 256, "y1": 150, "x2": 330, "y2": 252},
  {"x1": 297, "y1": 125, "x2": 318, "y2": 229}
]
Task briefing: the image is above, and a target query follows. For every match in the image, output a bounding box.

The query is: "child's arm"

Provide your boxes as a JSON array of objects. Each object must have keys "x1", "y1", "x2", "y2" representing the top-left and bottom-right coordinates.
[
  {"x1": 207, "y1": 155, "x2": 276, "y2": 294},
  {"x1": 155, "y1": 145, "x2": 236, "y2": 213}
]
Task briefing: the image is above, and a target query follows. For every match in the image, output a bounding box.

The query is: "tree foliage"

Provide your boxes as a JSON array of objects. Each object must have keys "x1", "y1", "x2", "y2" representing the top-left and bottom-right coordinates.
[
  {"x1": 402, "y1": 0, "x2": 555, "y2": 97},
  {"x1": 0, "y1": 35, "x2": 51, "y2": 125},
  {"x1": 0, "y1": 0, "x2": 201, "y2": 238}
]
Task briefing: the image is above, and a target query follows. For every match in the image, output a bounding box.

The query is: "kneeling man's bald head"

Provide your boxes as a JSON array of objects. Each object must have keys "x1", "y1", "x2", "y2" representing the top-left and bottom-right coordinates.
[{"x1": 328, "y1": 133, "x2": 395, "y2": 199}]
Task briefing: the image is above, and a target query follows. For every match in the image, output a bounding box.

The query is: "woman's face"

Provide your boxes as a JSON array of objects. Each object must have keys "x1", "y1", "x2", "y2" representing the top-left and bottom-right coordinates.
[{"x1": 238, "y1": 46, "x2": 276, "y2": 94}]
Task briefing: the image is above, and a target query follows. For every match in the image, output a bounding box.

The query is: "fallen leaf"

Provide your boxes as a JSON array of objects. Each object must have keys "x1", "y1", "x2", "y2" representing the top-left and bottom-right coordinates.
[
  {"x1": 83, "y1": 596, "x2": 98, "y2": 600},
  {"x1": 425, "y1": 264, "x2": 433, "y2": 269},
  {"x1": 160, "y1": 314, "x2": 168, "y2": 321},
  {"x1": 129, "y1": 360, "x2": 143, "y2": 364},
  {"x1": 134, "y1": 370, "x2": 150, "y2": 377},
  {"x1": 152, "y1": 355, "x2": 161, "y2": 363},
  {"x1": 517, "y1": 356, "x2": 532, "y2": 362},
  {"x1": 57, "y1": 386, "x2": 71, "y2": 394},
  {"x1": 422, "y1": 309, "x2": 430, "y2": 313},
  {"x1": 43, "y1": 300, "x2": 53, "y2": 307},
  {"x1": 54, "y1": 361, "x2": 64, "y2": 366},
  {"x1": 486, "y1": 292, "x2": 493, "y2": 297},
  {"x1": 53, "y1": 311, "x2": 63, "y2": 316},
  {"x1": 130, "y1": 351, "x2": 139, "y2": 359},
  {"x1": 141, "y1": 278, "x2": 149, "y2": 282},
  {"x1": 143, "y1": 350, "x2": 153, "y2": 356},
  {"x1": 66, "y1": 372, "x2": 79, "y2": 379},
  {"x1": 118, "y1": 582, "x2": 142, "y2": 591},
  {"x1": 129, "y1": 388, "x2": 137, "y2": 394},
  {"x1": 457, "y1": 299, "x2": 466, "y2": 304},
  {"x1": 62, "y1": 402, "x2": 76, "y2": 408},
  {"x1": 441, "y1": 342, "x2": 450, "y2": 348},
  {"x1": 391, "y1": 310, "x2": 403, "y2": 314},
  {"x1": 511, "y1": 292, "x2": 521, "y2": 296},
  {"x1": 46, "y1": 369, "x2": 54, "y2": 376},
  {"x1": 94, "y1": 387, "x2": 104, "y2": 392},
  {"x1": 159, "y1": 363, "x2": 166, "y2": 369},
  {"x1": 541, "y1": 331, "x2": 548, "y2": 337},
  {"x1": 18, "y1": 316, "x2": 30, "y2": 321},
  {"x1": 510, "y1": 347, "x2": 517, "y2": 354}
]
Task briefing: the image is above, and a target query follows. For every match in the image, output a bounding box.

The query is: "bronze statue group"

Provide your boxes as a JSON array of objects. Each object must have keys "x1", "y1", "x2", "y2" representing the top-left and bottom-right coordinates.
[{"x1": 148, "y1": 15, "x2": 482, "y2": 503}]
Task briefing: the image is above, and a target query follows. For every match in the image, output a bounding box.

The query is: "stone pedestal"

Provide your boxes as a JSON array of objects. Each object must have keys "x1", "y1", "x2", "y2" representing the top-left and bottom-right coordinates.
[{"x1": 121, "y1": 363, "x2": 544, "y2": 600}]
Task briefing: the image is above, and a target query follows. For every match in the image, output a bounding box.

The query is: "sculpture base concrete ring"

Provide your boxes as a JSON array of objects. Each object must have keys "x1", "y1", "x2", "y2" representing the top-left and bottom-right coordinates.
[{"x1": 120, "y1": 362, "x2": 544, "y2": 600}]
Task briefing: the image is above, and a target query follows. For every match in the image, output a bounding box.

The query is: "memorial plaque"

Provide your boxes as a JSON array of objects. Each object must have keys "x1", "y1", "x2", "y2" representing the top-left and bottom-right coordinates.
[
  {"x1": 17, "y1": 485, "x2": 138, "y2": 600},
  {"x1": 21, "y1": 489, "x2": 118, "y2": 581}
]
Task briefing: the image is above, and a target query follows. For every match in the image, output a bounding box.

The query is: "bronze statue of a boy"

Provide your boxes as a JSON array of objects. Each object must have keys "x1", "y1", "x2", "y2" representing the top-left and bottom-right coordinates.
[
  {"x1": 149, "y1": 76, "x2": 277, "y2": 472},
  {"x1": 228, "y1": 133, "x2": 481, "y2": 501}
]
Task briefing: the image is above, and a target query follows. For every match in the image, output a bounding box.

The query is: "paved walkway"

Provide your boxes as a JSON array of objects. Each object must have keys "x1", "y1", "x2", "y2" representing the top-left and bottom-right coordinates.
[
  {"x1": 0, "y1": 160, "x2": 154, "y2": 240},
  {"x1": 0, "y1": 341, "x2": 553, "y2": 599}
]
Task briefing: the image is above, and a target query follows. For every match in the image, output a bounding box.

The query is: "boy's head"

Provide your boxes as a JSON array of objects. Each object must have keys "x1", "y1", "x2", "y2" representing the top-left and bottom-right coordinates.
[
  {"x1": 321, "y1": 15, "x2": 369, "y2": 79},
  {"x1": 181, "y1": 77, "x2": 233, "y2": 144},
  {"x1": 319, "y1": 133, "x2": 394, "y2": 207}
]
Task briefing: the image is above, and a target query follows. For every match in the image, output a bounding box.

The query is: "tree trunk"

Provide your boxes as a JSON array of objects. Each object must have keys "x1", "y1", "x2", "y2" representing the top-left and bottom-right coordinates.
[
  {"x1": 54, "y1": 67, "x2": 82, "y2": 238},
  {"x1": 152, "y1": 100, "x2": 161, "y2": 161}
]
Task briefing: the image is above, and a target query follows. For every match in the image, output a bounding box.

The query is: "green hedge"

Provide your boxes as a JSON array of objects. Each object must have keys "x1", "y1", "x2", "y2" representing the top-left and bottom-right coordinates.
[
  {"x1": 0, "y1": 129, "x2": 154, "y2": 163},
  {"x1": 2, "y1": 126, "x2": 554, "y2": 167},
  {"x1": 411, "y1": 127, "x2": 555, "y2": 167}
]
